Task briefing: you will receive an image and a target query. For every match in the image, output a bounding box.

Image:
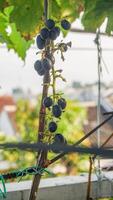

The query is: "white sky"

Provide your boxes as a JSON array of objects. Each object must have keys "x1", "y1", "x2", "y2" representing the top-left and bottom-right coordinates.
[{"x1": 0, "y1": 19, "x2": 113, "y2": 95}]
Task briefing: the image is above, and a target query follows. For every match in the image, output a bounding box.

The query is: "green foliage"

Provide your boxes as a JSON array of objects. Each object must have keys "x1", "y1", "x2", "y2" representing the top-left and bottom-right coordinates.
[
  {"x1": 8, "y1": 0, "x2": 43, "y2": 36},
  {"x1": 15, "y1": 99, "x2": 39, "y2": 142},
  {"x1": 0, "y1": 0, "x2": 8, "y2": 12},
  {"x1": 49, "y1": 0, "x2": 84, "y2": 22},
  {"x1": 0, "y1": 98, "x2": 87, "y2": 178},
  {"x1": 1, "y1": 0, "x2": 113, "y2": 59},
  {"x1": 0, "y1": 6, "x2": 32, "y2": 60},
  {"x1": 82, "y1": 0, "x2": 113, "y2": 33},
  {"x1": 0, "y1": 133, "x2": 36, "y2": 179},
  {"x1": 0, "y1": 0, "x2": 83, "y2": 59}
]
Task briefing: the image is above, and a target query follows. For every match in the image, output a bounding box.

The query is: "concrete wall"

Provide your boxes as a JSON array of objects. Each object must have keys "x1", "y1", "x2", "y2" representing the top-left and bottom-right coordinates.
[{"x1": 2, "y1": 172, "x2": 113, "y2": 200}]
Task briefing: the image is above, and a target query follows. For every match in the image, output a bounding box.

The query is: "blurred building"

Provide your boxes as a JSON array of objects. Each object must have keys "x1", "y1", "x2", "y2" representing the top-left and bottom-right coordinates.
[
  {"x1": 0, "y1": 96, "x2": 17, "y2": 136},
  {"x1": 82, "y1": 99, "x2": 113, "y2": 147}
]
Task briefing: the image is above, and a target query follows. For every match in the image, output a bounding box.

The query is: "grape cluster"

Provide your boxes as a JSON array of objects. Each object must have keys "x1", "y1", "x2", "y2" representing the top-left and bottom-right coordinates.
[
  {"x1": 36, "y1": 19, "x2": 60, "y2": 50},
  {"x1": 34, "y1": 18, "x2": 70, "y2": 153},
  {"x1": 43, "y1": 96, "x2": 67, "y2": 118},
  {"x1": 36, "y1": 18, "x2": 71, "y2": 50},
  {"x1": 43, "y1": 96, "x2": 67, "y2": 152},
  {"x1": 34, "y1": 57, "x2": 52, "y2": 76}
]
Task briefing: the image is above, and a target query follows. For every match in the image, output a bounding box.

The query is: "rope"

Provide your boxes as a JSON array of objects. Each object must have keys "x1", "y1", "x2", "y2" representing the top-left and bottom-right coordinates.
[
  {"x1": 0, "y1": 166, "x2": 51, "y2": 199},
  {"x1": 1, "y1": 142, "x2": 113, "y2": 156},
  {"x1": 2, "y1": 165, "x2": 52, "y2": 181},
  {"x1": 0, "y1": 175, "x2": 6, "y2": 199}
]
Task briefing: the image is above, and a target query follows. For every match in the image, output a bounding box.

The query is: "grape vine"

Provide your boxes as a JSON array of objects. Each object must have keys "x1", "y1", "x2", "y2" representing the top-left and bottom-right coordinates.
[
  {"x1": 29, "y1": 12, "x2": 71, "y2": 200},
  {"x1": 34, "y1": 17, "x2": 71, "y2": 149}
]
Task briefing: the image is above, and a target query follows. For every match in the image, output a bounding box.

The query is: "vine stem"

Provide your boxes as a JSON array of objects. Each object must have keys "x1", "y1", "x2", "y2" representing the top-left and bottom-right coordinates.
[
  {"x1": 52, "y1": 65, "x2": 56, "y2": 101},
  {"x1": 28, "y1": 1, "x2": 50, "y2": 200}
]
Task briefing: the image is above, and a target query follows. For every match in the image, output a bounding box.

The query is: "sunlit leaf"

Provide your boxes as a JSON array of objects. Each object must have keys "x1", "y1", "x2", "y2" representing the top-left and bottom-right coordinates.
[
  {"x1": 8, "y1": 23, "x2": 33, "y2": 60},
  {"x1": 8, "y1": 0, "x2": 43, "y2": 37},
  {"x1": 0, "y1": 6, "x2": 33, "y2": 60},
  {"x1": 82, "y1": 0, "x2": 113, "y2": 34}
]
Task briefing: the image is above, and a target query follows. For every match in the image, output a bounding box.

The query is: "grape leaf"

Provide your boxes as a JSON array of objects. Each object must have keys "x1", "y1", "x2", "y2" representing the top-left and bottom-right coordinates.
[
  {"x1": 0, "y1": 0, "x2": 9, "y2": 12},
  {"x1": 8, "y1": 0, "x2": 43, "y2": 38},
  {"x1": 82, "y1": 0, "x2": 113, "y2": 34},
  {"x1": 0, "y1": 6, "x2": 33, "y2": 60},
  {"x1": 8, "y1": 23, "x2": 33, "y2": 60},
  {"x1": 0, "y1": 8, "x2": 12, "y2": 46},
  {"x1": 55, "y1": 0, "x2": 84, "y2": 22},
  {"x1": 1, "y1": 0, "x2": 113, "y2": 60},
  {"x1": 50, "y1": 0, "x2": 84, "y2": 37},
  {"x1": 106, "y1": 14, "x2": 113, "y2": 34}
]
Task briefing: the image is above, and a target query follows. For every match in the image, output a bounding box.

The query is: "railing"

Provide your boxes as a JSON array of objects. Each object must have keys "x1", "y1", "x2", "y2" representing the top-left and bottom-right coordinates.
[{"x1": 3, "y1": 172, "x2": 113, "y2": 200}]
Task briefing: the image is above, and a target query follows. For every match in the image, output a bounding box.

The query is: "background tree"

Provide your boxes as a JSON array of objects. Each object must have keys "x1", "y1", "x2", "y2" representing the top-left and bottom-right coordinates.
[{"x1": 0, "y1": 98, "x2": 87, "y2": 178}]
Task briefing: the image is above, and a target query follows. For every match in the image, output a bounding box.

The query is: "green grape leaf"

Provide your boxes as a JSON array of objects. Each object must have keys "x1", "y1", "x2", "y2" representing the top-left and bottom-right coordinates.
[
  {"x1": 0, "y1": 6, "x2": 33, "y2": 60},
  {"x1": 8, "y1": 23, "x2": 33, "y2": 60},
  {"x1": 50, "y1": 0, "x2": 84, "y2": 37},
  {"x1": 82, "y1": 0, "x2": 113, "y2": 34},
  {"x1": 52, "y1": 0, "x2": 84, "y2": 22},
  {"x1": 106, "y1": 13, "x2": 113, "y2": 34},
  {"x1": 0, "y1": 9, "x2": 12, "y2": 46},
  {"x1": 0, "y1": 0, "x2": 9, "y2": 12},
  {"x1": 8, "y1": 0, "x2": 43, "y2": 38}
]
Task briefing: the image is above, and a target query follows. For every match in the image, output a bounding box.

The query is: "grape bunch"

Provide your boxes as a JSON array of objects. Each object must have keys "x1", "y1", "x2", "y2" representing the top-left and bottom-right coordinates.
[
  {"x1": 34, "y1": 17, "x2": 71, "y2": 153},
  {"x1": 52, "y1": 98, "x2": 67, "y2": 118},
  {"x1": 36, "y1": 19, "x2": 60, "y2": 50},
  {"x1": 43, "y1": 97, "x2": 66, "y2": 116},
  {"x1": 36, "y1": 18, "x2": 71, "y2": 50},
  {"x1": 43, "y1": 96, "x2": 67, "y2": 153}
]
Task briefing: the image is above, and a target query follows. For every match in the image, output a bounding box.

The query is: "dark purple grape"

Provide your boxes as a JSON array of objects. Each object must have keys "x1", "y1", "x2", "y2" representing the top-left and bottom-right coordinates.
[
  {"x1": 54, "y1": 133, "x2": 66, "y2": 144},
  {"x1": 40, "y1": 28, "x2": 49, "y2": 40},
  {"x1": 54, "y1": 26, "x2": 60, "y2": 37},
  {"x1": 49, "y1": 28, "x2": 57, "y2": 40},
  {"x1": 58, "y1": 98, "x2": 66, "y2": 110},
  {"x1": 36, "y1": 35, "x2": 45, "y2": 49},
  {"x1": 52, "y1": 105, "x2": 62, "y2": 118},
  {"x1": 52, "y1": 133, "x2": 67, "y2": 153},
  {"x1": 46, "y1": 19, "x2": 55, "y2": 30},
  {"x1": 34, "y1": 60, "x2": 45, "y2": 76},
  {"x1": 49, "y1": 121, "x2": 57, "y2": 132},
  {"x1": 41, "y1": 58, "x2": 52, "y2": 71},
  {"x1": 43, "y1": 97, "x2": 53, "y2": 108},
  {"x1": 61, "y1": 19, "x2": 71, "y2": 30}
]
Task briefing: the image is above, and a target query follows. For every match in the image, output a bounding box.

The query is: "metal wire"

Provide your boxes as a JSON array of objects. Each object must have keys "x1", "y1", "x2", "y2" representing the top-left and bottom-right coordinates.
[{"x1": 94, "y1": 29, "x2": 102, "y2": 176}]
